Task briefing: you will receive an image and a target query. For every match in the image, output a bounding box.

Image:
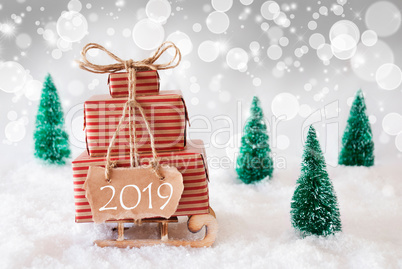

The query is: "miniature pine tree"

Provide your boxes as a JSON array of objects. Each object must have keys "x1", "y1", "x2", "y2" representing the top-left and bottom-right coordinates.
[
  {"x1": 339, "y1": 90, "x2": 374, "y2": 167},
  {"x1": 34, "y1": 74, "x2": 71, "y2": 165},
  {"x1": 236, "y1": 96, "x2": 273, "y2": 184},
  {"x1": 290, "y1": 126, "x2": 342, "y2": 237}
]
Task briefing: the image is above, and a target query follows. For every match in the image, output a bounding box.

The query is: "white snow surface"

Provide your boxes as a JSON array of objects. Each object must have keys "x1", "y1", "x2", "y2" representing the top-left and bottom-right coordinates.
[{"x1": 1, "y1": 160, "x2": 402, "y2": 269}]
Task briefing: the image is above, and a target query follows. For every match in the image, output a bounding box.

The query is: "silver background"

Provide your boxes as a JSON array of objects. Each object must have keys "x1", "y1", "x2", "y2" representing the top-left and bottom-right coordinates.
[{"x1": 0, "y1": 0, "x2": 401, "y2": 170}]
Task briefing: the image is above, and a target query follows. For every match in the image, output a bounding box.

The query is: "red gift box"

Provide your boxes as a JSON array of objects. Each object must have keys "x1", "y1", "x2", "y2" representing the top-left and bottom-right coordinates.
[
  {"x1": 108, "y1": 70, "x2": 159, "y2": 98},
  {"x1": 84, "y1": 90, "x2": 188, "y2": 157},
  {"x1": 72, "y1": 140, "x2": 210, "y2": 223}
]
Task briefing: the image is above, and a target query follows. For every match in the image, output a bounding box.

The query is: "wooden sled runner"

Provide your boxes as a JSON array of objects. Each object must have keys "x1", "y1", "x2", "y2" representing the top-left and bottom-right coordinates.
[{"x1": 95, "y1": 207, "x2": 218, "y2": 248}]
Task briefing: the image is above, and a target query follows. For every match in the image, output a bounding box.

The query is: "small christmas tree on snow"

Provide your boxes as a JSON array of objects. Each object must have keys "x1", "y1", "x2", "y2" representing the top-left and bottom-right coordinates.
[
  {"x1": 34, "y1": 74, "x2": 71, "y2": 164},
  {"x1": 291, "y1": 126, "x2": 341, "y2": 237},
  {"x1": 236, "y1": 96, "x2": 273, "y2": 184},
  {"x1": 339, "y1": 89, "x2": 374, "y2": 167}
]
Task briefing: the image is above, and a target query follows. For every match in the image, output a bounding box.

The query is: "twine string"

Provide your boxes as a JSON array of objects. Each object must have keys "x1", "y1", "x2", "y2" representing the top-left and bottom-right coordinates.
[{"x1": 78, "y1": 42, "x2": 181, "y2": 182}]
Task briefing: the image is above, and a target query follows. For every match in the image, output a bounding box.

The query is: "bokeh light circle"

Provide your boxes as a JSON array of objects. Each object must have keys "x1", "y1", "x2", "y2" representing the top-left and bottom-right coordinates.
[
  {"x1": 0, "y1": 61, "x2": 26, "y2": 93},
  {"x1": 5, "y1": 120, "x2": 26, "y2": 142},
  {"x1": 376, "y1": 63, "x2": 402, "y2": 90},
  {"x1": 57, "y1": 38, "x2": 72, "y2": 51},
  {"x1": 279, "y1": 37, "x2": 289, "y2": 47},
  {"x1": 192, "y1": 23, "x2": 202, "y2": 32},
  {"x1": 304, "y1": 83, "x2": 313, "y2": 91},
  {"x1": 308, "y1": 21, "x2": 317, "y2": 30},
  {"x1": 56, "y1": 11, "x2": 88, "y2": 42},
  {"x1": 294, "y1": 49, "x2": 303, "y2": 58},
  {"x1": 267, "y1": 45, "x2": 282, "y2": 60},
  {"x1": 122, "y1": 28, "x2": 131, "y2": 37},
  {"x1": 319, "y1": 6, "x2": 328, "y2": 16},
  {"x1": 309, "y1": 33, "x2": 325, "y2": 49},
  {"x1": 271, "y1": 92, "x2": 299, "y2": 120},
  {"x1": 51, "y1": 49, "x2": 62, "y2": 59},
  {"x1": 333, "y1": 5, "x2": 344, "y2": 16},
  {"x1": 276, "y1": 61, "x2": 286, "y2": 71},
  {"x1": 132, "y1": 19, "x2": 164, "y2": 50},
  {"x1": 24, "y1": 80, "x2": 42, "y2": 101},
  {"x1": 332, "y1": 44, "x2": 356, "y2": 60},
  {"x1": 226, "y1": 48, "x2": 249, "y2": 70},
  {"x1": 68, "y1": 0, "x2": 82, "y2": 12},
  {"x1": 206, "y1": 11, "x2": 230, "y2": 34},
  {"x1": 351, "y1": 41, "x2": 394, "y2": 82},
  {"x1": 166, "y1": 31, "x2": 192, "y2": 56},
  {"x1": 198, "y1": 41, "x2": 220, "y2": 62},
  {"x1": 369, "y1": 115, "x2": 377, "y2": 124},
  {"x1": 317, "y1": 44, "x2": 333, "y2": 61},
  {"x1": 240, "y1": 0, "x2": 254, "y2": 5},
  {"x1": 261, "y1": 1, "x2": 280, "y2": 20},
  {"x1": 15, "y1": 33, "x2": 32, "y2": 49},
  {"x1": 190, "y1": 83, "x2": 200, "y2": 93},
  {"x1": 382, "y1": 113, "x2": 402, "y2": 135},
  {"x1": 7, "y1": 111, "x2": 17, "y2": 121},
  {"x1": 330, "y1": 20, "x2": 360, "y2": 51},
  {"x1": 191, "y1": 97, "x2": 199, "y2": 105},
  {"x1": 261, "y1": 22, "x2": 270, "y2": 31},
  {"x1": 331, "y1": 34, "x2": 357, "y2": 51},
  {"x1": 272, "y1": 67, "x2": 284, "y2": 78},
  {"x1": 274, "y1": 12, "x2": 288, "y2": 27},
  {"x1": 211, "y1": 0, "x2": 233, "y2": 12},
  {"x1": 250, "y1": 41, "x2": 260, "y2": 52},
  {"x1": 361, "y1": 30, "x2": 378, "y2": 47},
  {"x1": 146, "y1": 0, "x2": 171, "y2": 23},
  {"x1": 107, "y1": 28, "x2": 115, "y2": 36},
  {"x1": 365, "y1": 1, "x2": 401, "y2": 37},
  {"x1": 253, "y1": 78, "x2": 262, "y2": 86}
]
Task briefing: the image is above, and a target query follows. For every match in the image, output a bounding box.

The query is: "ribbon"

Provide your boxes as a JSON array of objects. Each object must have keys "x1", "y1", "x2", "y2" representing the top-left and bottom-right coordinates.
[{"x1": 77, "y1": 42, "x2": 182, "y2": 182}]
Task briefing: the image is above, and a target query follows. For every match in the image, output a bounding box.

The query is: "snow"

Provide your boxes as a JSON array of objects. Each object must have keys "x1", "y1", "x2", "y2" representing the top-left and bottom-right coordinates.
[{"x1": 1, "y1": 160, "x2": 402, "y2": 268}]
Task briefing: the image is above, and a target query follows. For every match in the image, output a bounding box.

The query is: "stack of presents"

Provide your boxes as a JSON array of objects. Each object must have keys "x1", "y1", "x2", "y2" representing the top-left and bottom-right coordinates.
[{"x1": 72, "y1": 58, "x2": 212, "y2": 224}]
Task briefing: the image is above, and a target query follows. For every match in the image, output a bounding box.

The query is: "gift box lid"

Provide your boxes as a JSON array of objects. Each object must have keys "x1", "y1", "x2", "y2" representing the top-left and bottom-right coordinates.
[
  {"x1": 107, "y1": 70, "x2": 160, "y2": 85},
  {"x1": 83, "y1": 89, "x2": 189, "y2": 129},
  {"x1": 85, "y1": 90, "x2": 183, "y2": 103}
]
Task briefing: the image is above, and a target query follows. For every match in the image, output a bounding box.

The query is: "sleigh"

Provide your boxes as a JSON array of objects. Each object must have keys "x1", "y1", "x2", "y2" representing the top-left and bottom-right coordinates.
[{"x1": 72, "y1": 140, "x2": 218, "y2": 248}]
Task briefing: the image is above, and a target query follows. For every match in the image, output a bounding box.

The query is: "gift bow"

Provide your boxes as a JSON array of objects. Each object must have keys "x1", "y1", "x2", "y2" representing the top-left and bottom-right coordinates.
[
  {"x1": 77, "y1": 42, "x2": 182, "y2": 182},
  {"x1": 78, "y1": 42, "x2": 181, "y2": 74}
]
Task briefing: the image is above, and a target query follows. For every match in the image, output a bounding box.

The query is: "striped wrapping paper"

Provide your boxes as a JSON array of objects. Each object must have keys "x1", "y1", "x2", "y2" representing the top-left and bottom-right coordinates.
[
  {"x1": 108, "y1": 70, "x2": 159, "y2": 98},
  {"x1": 84, "y1": 90, "x2": 188, "y2": 157},
  {"x1": 72, "y1": 140, "x2": 210, "y2": 223}
]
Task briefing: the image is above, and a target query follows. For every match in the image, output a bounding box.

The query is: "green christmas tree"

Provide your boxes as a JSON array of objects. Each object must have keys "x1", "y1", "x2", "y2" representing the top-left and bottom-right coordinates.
[
  {"x1": 290, "y1": 126, "x2": 342, "y2": 237},
  {"x1": 339, "y1": 89, "x2": 374, "y2": 167},
  {"x1": 236, "y1": 96, "x2": 273, "y2": 184},
  {"x1": 34, "y1": 74, "x2": 71, "y2": 164}
]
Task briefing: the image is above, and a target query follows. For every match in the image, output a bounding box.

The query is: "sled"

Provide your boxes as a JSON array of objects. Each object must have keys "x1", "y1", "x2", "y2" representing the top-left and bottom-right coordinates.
[
  {"x1": 72, "y1": 142, "x2": 217, "y2": 248},
  {"x1": 95, "y1": 207, "x2": 217, "y2": 248}
]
